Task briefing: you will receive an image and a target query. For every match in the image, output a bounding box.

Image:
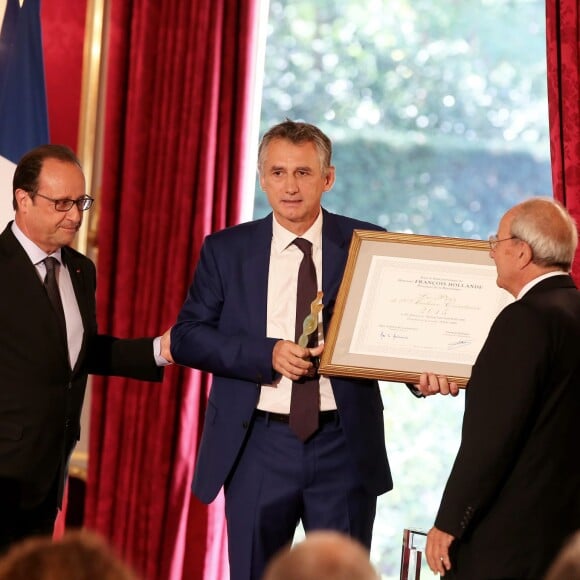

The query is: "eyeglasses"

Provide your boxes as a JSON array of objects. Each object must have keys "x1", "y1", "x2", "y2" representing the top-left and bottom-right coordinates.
[
  {"x1": 32, "y1": 192, "x2": 95, "y2": 212},
  {"x1": 488, "y1": 234, "x2": 517, "y2": 250}
]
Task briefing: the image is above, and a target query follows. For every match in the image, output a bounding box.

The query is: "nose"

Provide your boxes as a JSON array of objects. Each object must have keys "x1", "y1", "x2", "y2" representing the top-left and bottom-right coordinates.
[
  {"x1": 65, "y1": 202, "x2": 83, "y2": 224},
  {"x1": 285, "y1": 174, "x2": 299, "y2": 194}
]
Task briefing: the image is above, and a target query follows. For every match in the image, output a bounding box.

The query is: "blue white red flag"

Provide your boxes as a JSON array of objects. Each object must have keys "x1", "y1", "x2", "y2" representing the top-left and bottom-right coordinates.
[{"x1": 0, "y1": 0, "x2": 49, "y2": 224}]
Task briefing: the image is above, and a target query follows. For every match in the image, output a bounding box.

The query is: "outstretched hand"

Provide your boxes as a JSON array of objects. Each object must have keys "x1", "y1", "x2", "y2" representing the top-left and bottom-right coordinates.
[{"x1": 160, "y1": 327, "x2": 174, "y2": 364}]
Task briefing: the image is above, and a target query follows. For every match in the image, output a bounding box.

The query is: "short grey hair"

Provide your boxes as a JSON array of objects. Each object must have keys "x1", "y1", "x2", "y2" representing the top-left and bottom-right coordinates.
[
  {"x1": 510, "y1": 197, "x2": 578, "y2": 271},
  {"x1": 257, "y1": 119, "x2": 333, "y2": 174}
]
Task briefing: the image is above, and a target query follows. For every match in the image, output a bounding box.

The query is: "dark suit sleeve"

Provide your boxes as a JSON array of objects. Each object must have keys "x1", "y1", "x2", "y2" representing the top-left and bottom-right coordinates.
[
  {"x1": 86, "y1": 335, "x2": 163, "y2": 382},
  {"x1": 69, "y1": 249, "x2": 163, "y2": 382},
  {"x1": 170, "y1": 237, "x2": 279, "y2": 384},
  {"x1": 434, "y1": 301, "x2": 548, "y2": 538}
]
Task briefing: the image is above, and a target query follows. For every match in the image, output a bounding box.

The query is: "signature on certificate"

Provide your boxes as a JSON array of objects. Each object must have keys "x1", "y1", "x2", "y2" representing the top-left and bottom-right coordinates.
[{"x1": 447, "y1": 338, "x2": 472, "y2": 350}]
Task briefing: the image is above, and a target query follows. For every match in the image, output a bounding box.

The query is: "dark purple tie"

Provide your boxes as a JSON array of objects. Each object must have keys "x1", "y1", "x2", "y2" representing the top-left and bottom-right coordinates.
[
  {"x1": 44, "y1": 257, "x2": 67, "y2": 342},
  {"x1": 290, "y1": 238, "x2": 320, "y2": 441}
]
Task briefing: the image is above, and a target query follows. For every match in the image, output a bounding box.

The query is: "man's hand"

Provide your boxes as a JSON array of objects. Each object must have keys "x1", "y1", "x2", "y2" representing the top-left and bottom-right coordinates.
[
  {"x1": 272, "y1": 341, "x2": 324, "y2": 381},
  {"x1": 426, "y1": 526, "x2": 455, "y2": 576},
  {"x1": 160, "y1": 327, "x2": 174, "y2": 364},
  {"x1": 415, "y1": 372, "x2": 460, "y2": 397}
]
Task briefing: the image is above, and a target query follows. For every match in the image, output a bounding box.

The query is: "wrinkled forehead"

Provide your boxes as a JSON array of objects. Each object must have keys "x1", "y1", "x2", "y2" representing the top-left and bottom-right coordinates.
[{"x1": 37, "y1": 159, "x2": 85, "y2": 192}]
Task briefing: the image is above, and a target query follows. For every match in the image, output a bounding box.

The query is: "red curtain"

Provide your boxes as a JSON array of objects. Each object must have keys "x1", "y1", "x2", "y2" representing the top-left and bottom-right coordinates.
[
  {"x1": 84, "y1": 1, "x2": 259, "y2": 579},
  {"x1": 547, "y1": 0, "x2": 580, "y2": 281}
]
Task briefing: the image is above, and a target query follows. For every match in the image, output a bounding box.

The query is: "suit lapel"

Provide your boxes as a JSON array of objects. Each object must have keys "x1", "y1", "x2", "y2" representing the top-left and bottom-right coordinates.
[
  {"x1": 0, "y1": 224, "x2": 70, "y2": 361},
  {"x1": 243, "y1": 215, "x2": 273, "y2": 336},
  {"x1": 62, "y1": 248, "x2": 89, "y2": 320},
  {"x1": 321, "y1": 211, "x2": 351, "y2": 329},
  {"x1": 240, "y1": 212, "x2": 354, "y2": 334},
  {"x1": 61, "y1": 248, "x2": 90, "y2": 373}
]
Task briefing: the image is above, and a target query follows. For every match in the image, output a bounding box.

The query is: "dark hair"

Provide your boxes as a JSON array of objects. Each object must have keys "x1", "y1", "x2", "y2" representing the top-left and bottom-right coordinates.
[
  {"x1": 257, "y1": 119, "x2": 333, "y2": 173},
  {"x1": 12, "y1": 144, "x2": 81, "y2": 210}
]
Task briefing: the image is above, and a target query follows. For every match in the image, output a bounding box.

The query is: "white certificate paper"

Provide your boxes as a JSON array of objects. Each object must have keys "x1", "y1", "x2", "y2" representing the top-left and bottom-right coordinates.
[{"x1": 350, "y1": 256, "x2": 511, "y2": 365}]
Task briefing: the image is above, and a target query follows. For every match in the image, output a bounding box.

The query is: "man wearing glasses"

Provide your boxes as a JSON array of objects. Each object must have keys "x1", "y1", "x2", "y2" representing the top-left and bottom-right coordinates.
[
  {"x1": 419, "y1": 198, "x2": 580, "y2": 579},
  {"x1": 0, "y1": 144, "x2": 171, "y2": 552}
]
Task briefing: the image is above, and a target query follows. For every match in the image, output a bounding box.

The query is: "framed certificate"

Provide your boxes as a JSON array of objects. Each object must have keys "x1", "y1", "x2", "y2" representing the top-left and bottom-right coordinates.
[{"x1": 319, "y1": 230, "x2": 513, "y2": 386}]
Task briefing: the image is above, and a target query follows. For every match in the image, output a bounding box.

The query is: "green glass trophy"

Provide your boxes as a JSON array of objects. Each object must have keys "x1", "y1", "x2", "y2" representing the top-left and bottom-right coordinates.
[{"x1": 298, "y1": 290, "x2": 324, "y2": 347}]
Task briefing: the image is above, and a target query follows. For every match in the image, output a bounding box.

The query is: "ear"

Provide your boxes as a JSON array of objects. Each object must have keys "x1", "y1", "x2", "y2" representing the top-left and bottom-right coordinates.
[
  {"x1": 323, "y1": 166, "x2": 336, "y2": 192},
  {"x1": 518, "y1": 240, "x2": 534, "y2": 269},
  {"x1": 14, "y1": 188, "x2": 30, "y2": 212}
]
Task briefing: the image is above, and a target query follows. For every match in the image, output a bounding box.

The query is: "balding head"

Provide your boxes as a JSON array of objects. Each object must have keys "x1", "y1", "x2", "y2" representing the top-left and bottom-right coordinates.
[
  {"x1": 263, "y1": 531, "x2": 379, "y2": 580},
  {"x1": 491, "y1": 197, "x2": 578, "y2": 296},
  {"x1": 508, "y1": 197, "x2": 578, "y2": 270}
]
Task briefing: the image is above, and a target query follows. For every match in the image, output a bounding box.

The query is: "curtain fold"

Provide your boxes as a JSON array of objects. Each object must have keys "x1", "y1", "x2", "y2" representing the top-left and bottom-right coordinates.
[
  {"x1": 546, "y1": 0, "x2": 580, "y2": 280},
  {"x1": 84, "y1": 1, "x2": 259, "y2": 578}
]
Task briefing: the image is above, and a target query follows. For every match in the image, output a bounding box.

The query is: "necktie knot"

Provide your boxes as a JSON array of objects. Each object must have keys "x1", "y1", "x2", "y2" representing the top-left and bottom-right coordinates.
[
  {"x1": 293, "y1": 237, "x2": 312, "y2": 256},
  {"x1": 44, "y1": 256, "x2": 59, "y2": 276}
]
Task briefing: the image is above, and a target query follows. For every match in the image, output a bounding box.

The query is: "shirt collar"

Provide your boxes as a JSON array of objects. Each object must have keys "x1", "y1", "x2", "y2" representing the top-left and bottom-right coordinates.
[
  {"x1": 272, "y1": 211, "x2": 323, "y2": 254},
  {"x1": 11, "y1": 221, "x2": 64, "y2": 266},
  {"x1": 517, "y1": 270, "x2": 568, "y2": 299}
]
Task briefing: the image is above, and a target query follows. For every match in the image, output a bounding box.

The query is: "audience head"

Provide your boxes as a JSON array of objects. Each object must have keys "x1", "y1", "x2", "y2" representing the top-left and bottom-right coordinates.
[
  {"x1": 262, "y1": 531, "x2": 380, "y2": 580},
  {"x1": 545, "y1": 531, "x2": 580, "y2": 580},
  {"x1": 0, "y1": 530, "x2": 138, "y2": 580}
]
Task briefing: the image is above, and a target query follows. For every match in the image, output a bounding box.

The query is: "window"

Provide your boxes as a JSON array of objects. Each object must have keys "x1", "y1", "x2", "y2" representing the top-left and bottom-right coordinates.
[{"x1": 254, "y1": 0, "x2": 549, "y2": 576}]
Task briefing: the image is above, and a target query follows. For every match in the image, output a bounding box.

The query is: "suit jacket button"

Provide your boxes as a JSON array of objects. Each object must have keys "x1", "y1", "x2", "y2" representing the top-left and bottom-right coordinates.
[{"x1": 242, "y1": 421, "x2": 249, "y2": 429}]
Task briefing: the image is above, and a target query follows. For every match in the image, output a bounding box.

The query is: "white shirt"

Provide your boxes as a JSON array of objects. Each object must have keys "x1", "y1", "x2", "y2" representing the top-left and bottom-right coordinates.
[
  {"x1": 12, "y1": 221, "x2": 84, "y2": 367},
  {"x1": 257, "y1": 211, "x2": 337, "y2": 413}
]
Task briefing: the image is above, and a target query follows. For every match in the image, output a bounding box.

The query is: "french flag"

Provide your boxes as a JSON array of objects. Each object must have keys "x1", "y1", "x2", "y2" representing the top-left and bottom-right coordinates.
[{"x1": 0, "y1": 0, "x2": 49, "y2": 226}]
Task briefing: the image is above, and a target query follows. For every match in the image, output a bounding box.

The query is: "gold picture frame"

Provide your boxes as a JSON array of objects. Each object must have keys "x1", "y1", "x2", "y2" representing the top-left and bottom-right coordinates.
[{"x1": 319, "y1": 230, "x2": 513, "y2": 386}]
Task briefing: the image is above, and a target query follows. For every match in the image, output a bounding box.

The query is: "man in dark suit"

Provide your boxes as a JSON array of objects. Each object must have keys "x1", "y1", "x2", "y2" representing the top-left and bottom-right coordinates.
[
  {"x1": 0, "y1": 145, "x2": 170, "y2": 551},
  {"x1": 420, "y1": 198, "x2": 580, "y2": 579},
  {"x1": 170, "y1": 120, "x2": 435, "y2": 580}
]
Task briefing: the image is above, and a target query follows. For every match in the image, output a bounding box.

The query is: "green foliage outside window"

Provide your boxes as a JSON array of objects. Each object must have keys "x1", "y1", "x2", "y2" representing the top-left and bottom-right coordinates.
[{"x1": 256, "y1": 0, "x2": 550, "y2": 239}]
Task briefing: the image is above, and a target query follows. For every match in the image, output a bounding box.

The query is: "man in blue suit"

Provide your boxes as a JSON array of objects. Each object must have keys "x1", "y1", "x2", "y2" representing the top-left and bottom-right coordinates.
[{"x1": 171, "y1": 120, "x2": 404, "y2": 579}]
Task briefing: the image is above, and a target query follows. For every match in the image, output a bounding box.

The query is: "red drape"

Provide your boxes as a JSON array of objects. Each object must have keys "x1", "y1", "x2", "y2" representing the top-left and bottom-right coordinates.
[
  {"x1": 547, "y1": 0, "x2": 580, "y2": 281},
  {"x1": 41, "y1": 0, "x2": 87, "y2": 148},
  {"x1": 84, "y1": 1, "x2": 259, "y2": 579}
]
